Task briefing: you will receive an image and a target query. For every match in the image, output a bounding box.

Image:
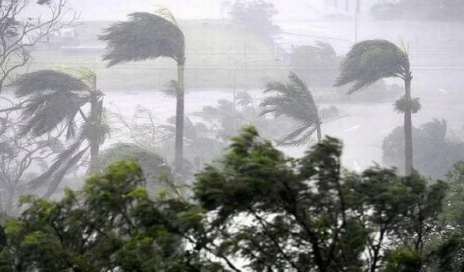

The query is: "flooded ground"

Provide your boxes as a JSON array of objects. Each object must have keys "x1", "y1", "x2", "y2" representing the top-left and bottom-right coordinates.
[
  {"x1": 99, "y1": 86, "x2": 464, "y2": 171},
  {"x1": 3, "y1": 82, "x2": 460, "y2": 173}
]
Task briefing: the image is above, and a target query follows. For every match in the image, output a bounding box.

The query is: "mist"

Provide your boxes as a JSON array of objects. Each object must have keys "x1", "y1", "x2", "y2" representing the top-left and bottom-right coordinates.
[{"x1": 1, "y1": 1, "x2": 464, "y2": 269}]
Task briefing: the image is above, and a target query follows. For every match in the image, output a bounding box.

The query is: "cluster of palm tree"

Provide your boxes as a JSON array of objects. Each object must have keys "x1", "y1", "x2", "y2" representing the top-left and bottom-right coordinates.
[
  {"x1": 0, "y1": 8, "x2": 188, "y2": 204},
  {"x1": 264, "y1": 39, "x2": 415, "y2": 175},
  {"x1": 3, "y1": 7, "x2": 418, "y2": 211}
]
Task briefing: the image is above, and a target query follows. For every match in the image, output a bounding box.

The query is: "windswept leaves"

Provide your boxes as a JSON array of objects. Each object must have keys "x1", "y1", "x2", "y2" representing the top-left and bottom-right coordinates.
[
  {"x1": 335, "y1": 39, "x2": 410, "y2": 93},
  {"x1": 14, "y1": 70, "x2": 89, "y2": 97},
  {"x1": 100, "y1": 12, "x2": 185, "y2": 66},
  {"x1": 12, "y1": 70, "x2": 91, "y2": 138},
  {"x1": 261, "y1": 72, "x2": 321, "y2": 146}
]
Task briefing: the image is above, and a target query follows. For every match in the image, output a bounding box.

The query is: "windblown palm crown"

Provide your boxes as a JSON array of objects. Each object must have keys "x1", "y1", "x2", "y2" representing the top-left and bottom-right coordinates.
[{"x1": 261, "y1": 72, "x2": 321, "y2": 146}]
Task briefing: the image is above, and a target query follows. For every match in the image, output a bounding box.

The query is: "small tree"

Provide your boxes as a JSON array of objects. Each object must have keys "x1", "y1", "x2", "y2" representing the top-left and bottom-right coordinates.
[
  {"x1": 98, "y1": 143, "x2": 178, "y2": 197},
  {"x1": 0, "y1": 0, "x2": 75, "y2": 93},
  {"x1": 0, "y1": 161, "x2": 197, "y2": 271}
]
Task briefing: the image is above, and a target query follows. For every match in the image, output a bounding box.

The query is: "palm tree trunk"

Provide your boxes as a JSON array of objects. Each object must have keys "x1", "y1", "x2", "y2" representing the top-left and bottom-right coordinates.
[
  {"x1": 89, "y1": 91, "x2": 101, "y2": 173},
  {"x1": 404, "y1": 76, "x2": 413, "y2": 176},
  {"x1": 174, "y1": 60, "x2": 185, "y2": 175},
  {"x1": 316, "y1": 119, "x2": 322, "y2": 143}
]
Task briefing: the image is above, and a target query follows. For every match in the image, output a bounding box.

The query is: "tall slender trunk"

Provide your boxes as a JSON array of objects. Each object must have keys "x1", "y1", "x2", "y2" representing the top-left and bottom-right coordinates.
[
  {"x1": 404, "y1": 75, "x2": 413, "y2": 176},
  {"x1": 89, "y1": 91, "x2": 102, "y2": 174},
  {"x1": 174, "y1": 60, "x2": 185, "y2": 175},
  {"x1": 316, "y1": 119, "x2": 322, "y2": 143}
]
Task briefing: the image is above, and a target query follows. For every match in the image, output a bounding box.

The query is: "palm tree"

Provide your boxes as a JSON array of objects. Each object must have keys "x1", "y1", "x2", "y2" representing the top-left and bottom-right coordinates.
[
  {"x1": 334, "y1": 39, "x2": 417, "y2": 175},
  {"x1": 260, "y1": 72, "x2": 322, "y2": 146},
  {"x1": 12, "y1": 69, "x2": 107, "y2": 197},
  {"x1": 99, "y1": 10, "x2": 186, "y2": 174}
]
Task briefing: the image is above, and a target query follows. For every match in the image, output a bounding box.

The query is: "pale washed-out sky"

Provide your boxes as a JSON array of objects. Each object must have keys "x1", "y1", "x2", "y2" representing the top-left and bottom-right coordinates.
[{"x1": 62, "y1": 0, "x2": 355, "y2": 21}]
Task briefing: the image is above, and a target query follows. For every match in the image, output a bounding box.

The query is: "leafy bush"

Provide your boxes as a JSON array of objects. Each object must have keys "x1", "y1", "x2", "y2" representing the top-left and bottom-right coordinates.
[{"x1": 98, "y1": 143, "x2": 173, "y2": 194}]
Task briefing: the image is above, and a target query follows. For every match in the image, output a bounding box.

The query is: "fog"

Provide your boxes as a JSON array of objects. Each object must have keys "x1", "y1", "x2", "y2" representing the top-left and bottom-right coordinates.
[
  {"x1": 3, "y1": 0, "x2": 464, "y2": 270},
  {"x1": 2, "y1": 0, "x2": 464, "y2": 209}
]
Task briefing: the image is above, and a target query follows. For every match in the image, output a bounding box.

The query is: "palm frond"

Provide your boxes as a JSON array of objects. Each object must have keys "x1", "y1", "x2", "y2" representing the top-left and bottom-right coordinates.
[
  {"x1": 264, "y1": 80, "x2": 287, "y2": 94},
  {"x1": 42, "y1": 148, "x2": 89, "y2": 198},
  {"x1": 12, "y1": 70, "x2": 91, "y2": 138},
  {"x1": 235, "y1": 91, "x2": 253, "y2": 108},
  {"x1": 13, "y1": 70, "x2": 89, "y2": 97},
  {"x1": 61, "y1": 66, "x2": 97, "y2": 90},
  {"x1": 276, "y1": 123, "x2": 318, "y2": 146},
  {"x1": 19, "y1": 92, "x2": 90, "y2": 137},
  {"x1": 23, "y1": 132, "x2": 87, "y2": 192},
  {"x1": 162, "y1": 80, "x2": 178, "y2": 98},
  {"x1": 99, "y1": 12, "x2": 185, "y2": 66},
  {"x1": 261, "y1": 72, "x2": 320, "y2": 146},
  {"x1": 335, "y1": 39, "x2": 409, "y2": 93},
  {"x1": 156, "y1": 6, "x2": 178, "y2": 25}
]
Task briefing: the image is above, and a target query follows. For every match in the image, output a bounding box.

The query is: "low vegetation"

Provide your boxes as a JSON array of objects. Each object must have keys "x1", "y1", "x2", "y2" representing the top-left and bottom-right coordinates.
[{"x1": 2, "y1": 127, "x2": 464, "y2": 271}]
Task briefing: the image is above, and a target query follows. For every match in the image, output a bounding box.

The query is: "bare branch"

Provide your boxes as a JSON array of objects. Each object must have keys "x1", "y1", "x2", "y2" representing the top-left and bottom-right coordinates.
[{"x1": 0, "y1": 0, "x2": 77, "y2": 93}]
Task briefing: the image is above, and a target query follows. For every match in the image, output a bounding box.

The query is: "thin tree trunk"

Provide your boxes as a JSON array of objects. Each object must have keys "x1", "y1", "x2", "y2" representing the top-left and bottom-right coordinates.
[
  {"x1": 89, "y1": 91, "x2": 101, "y2": 174},
  {"x1": 404, "y1": 76, "x2": 413, "y2": 176},
  {"x1": 316, "y1": 120, "x2": 322, "y2": 143},
  {"x1": 175, "y1": 61, "x2": 185, "y2": 175}
]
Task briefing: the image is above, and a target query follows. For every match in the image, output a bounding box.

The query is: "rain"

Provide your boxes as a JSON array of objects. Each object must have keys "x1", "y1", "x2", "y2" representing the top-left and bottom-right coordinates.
[{"x1": 1, "y1": 0, "x2": 464, "y2": 270}]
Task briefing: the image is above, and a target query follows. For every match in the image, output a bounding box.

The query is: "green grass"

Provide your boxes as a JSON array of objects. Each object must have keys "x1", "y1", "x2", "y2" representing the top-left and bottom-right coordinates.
[{"x1": 24, "y1": 20, "x2": 287, "y2": 91}]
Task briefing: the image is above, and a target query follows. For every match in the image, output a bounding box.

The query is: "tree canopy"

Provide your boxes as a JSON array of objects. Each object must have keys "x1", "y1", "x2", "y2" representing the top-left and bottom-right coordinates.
[
  {"x1": 0, "y1": 126, "x2": 458, "y2": 271},
  {"x1": 335, "y1": 39, "x2": 410, "y2": 94},
  {"x1": 100, "y1": 12, "x2": 185, "y2": 66}
]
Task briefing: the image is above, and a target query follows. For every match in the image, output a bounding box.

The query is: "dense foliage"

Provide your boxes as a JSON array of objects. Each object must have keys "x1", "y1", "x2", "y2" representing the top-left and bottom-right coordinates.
[
  {"x1": 98, "y1": 143, "x2": 174, "y2": 195},
  {"x1": 1, "y1": 127, "x2": 460, "y2": 271}
]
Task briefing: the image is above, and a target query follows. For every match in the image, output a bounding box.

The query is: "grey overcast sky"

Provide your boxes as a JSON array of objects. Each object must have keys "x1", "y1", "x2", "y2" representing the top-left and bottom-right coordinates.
[{"x1": 60, "y1": 0, "x2": 355, "y2": 21}]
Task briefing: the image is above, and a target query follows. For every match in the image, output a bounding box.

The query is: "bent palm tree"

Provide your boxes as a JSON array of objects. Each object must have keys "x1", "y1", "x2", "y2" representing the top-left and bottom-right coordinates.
[
  {"x1": 99, "y1": 11, "x2": 186, "y2": 174},
  {"x1": 261, "y1": 72, "x2": 322, "y2": 146},
  {"x1": 334, "y1": 39, "x2": 416, "y2": 175},
  {"x1": 13, "y1": 69, "x2": 107, "y2": 196}
]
